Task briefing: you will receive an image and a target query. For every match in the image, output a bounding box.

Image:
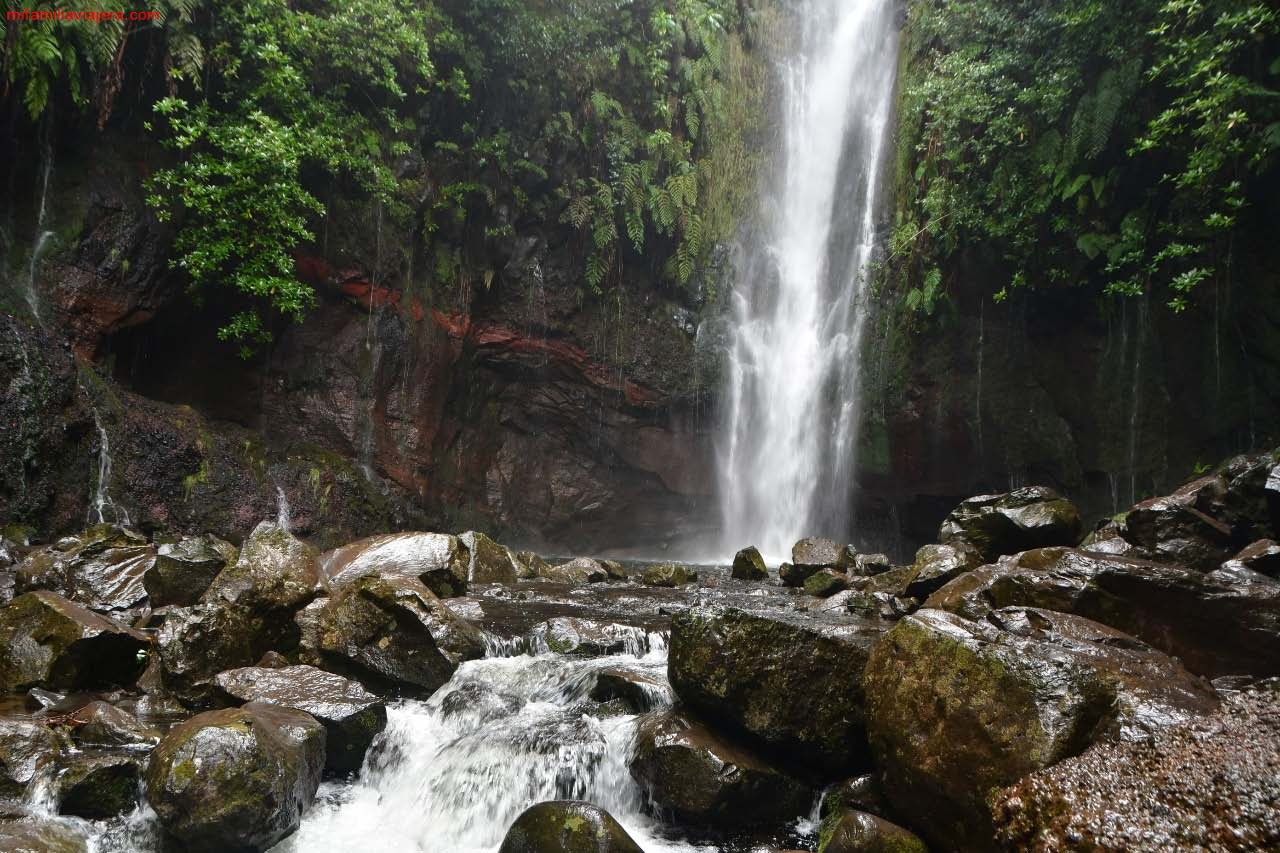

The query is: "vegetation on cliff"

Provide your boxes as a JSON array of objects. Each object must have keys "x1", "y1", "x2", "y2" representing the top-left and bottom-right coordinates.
[
  {"x1": 891, "y1": 0, "x2": 1279, "y2": 317},
  {"x1": 4, "y1": 0, "x2": 770, "y2": 350}
]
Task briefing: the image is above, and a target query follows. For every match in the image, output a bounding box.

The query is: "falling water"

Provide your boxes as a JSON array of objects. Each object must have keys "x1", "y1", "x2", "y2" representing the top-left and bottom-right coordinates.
[
  {"x1": 87, "y1": 405, "x2": 130, "y2": 528},
  {"x1": 718, "y1": 0, "x2": 899, "y2": 560},
  {"x1": 276, "y1": 485, "x2": 293, "y2": 531},
  {"x1": 23, "y1": 124, "x2": 56, "y2": 321}
]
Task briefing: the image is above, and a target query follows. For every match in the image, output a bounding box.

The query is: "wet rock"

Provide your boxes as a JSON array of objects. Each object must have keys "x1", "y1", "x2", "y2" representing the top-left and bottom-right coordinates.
[
  {"x1": 144, "y1": 702, "x2": 325, "y2": 853},
  {"x1": 539, "y1": 557, "x2": 608, "y2": 584},
  {"x1": 642, "y1": 563, "x2": 697, "y2": 587},
  {"x1": 1223, "y1": 538, "x2": 1280, "y2": 578},
  {"x1": 819, "y1": 774, "x2": 890, "y2": 822},
  {"x1": 0, "y1": 719, "x2": 63, "y2": 798},
  {"x1": 843, "y1": 591, "x2": 918, "y2": 621},
  {"x1": 925, "y1": 546, "x2": 1280, "y2": 678},
  {"x1": 213, "y1": 664, "x2": 387, "y2": 773},
  {"x1": 203, "y1": 521, "x2": 320, "y2": 614},
  {"x1": 993, "y1": 683, "x2": 1280, "y2": 851},
  {"x1": 863, "y1": 607, "x2": 1218, "y2": 851},
  {"x1": 296, "y1": 573, "x2": 484, "y2": 697},
  {"x1": 156, "y1": 523, "x2": 321, "y2": 697},
  {"x1": 804, "y1": 569, "x2": 850, "y2": 598},
  {"x1": 818, "y1": 810, "x2": 927, "y2": 853},
  {"x1": 0, "y1": 818, "x2": 88, "y2": 853},
  {"x1": 497, "y1": 801, "x2": 642, "y2": 853},
  {"x1": 530, "y1": 617, "x2": 648, "y2": 656},
  {"x1": 66, "y1": 700, "x2": 157, "y2": 747},
  {"x1": 514, "y1": 551, "x2": 551, "y2": 580},
  {"x1": 55, "y1": 753, "x2": 141, "y2": 819},
  {"x1": 0, "y1": 592, "x2": 148, "y2": 692},
  {"x1": 1123, "y1": 488, "x2": 1235, "y2": 571},
  {"x1": 589, "y1": 668, "x2": 668, "y2": 712},
  {"x1": 939, "y1": 486, "x2": 1082, "y2": 562},
  {"x1": 257, "y1": 651, "x2": 291, "y2": 668},
  {"x1": 15, "y1": 525, "x2": 155, "y2": 612},
  {"x1": 321, "y1": 532, "x2": 470, "y2": 599},
  {"x1": 731, "y1": 547, "x2": 768, "y2": 580},
  {"x1": 599, "y1": 559, "x2": 628, "y2": 580},
  {"x1": 145, "y1": 534, "x2": 237, "y2": 606},
  {"x1": 792, "y1": 538, "x2": 851, "y2": 570},
  {"x1": 459, "y1": 531, "x2": 519, "y2": 585},
  {"x1": 779, "y1": 561, "x2": 823, "y2": 587},
  {"x1": 669, "y1": 606, "x2": 881, "y2": 774},
  {"x1": 902, "y1": 542, "x2": 983, "y2": 600},
  {"x1": 850, "y1": 553, "x2": 892, "y2": 577},
  {"x1": 630, "y1": 711, "x2": 813, "y2": 831}
]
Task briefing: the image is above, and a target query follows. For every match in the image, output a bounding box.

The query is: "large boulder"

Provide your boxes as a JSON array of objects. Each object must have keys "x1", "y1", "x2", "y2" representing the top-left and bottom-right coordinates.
[
  {"x1": 0, "y1": 592, "x2": 148, "y2": 692},
  {"x1": 925, "y1": 546, "x2": 1280, "y2": 678},
  {"x1": 792, "y1": 538, "x2": 851, "y2": 569},
  {"x1": 668, "y1": 606, "x2": 882, "y2": 774},
  {"x1": 213, "y1": 664, "x2": 387, "y2": 772},
  {"x1": 939, "y1": 487, "x2": 1082, "y2": 562},
  {"x1": 1122, "y1": 489, "x2": 1236, "y2": 572},
  {"x1": 65, "y1": 700, "x2": 157, "y2": 748},
  {"x1": 642, "y1": 563, "x2": 696, "y2": 587},
  {"x1": 145, "y1": 534, "x2": 237, "y2": 607},
  {"x1": 0, "y1": 819, "x2": 88, "y2": 853},
  {"x1": 804, "y1": 569, "x2": 851, "y2": 598},
  {"x1": 296, "y1": 573, "x2": 484, "y2": 696},
  {"x1": 143, "y1": 702, "x2": 325, "y2": 853},
  {"x1": 54, "y1": 753, "x2": 141, "y2": 819},
  {"x1": 320, "y1": 532, "x2": 470, "y2": 599},
  {"x1": 156, "y1": 523, "x2": 321, "y2": 697},
  {"x1": 0, "y1": 719, "x2": 63, "y2": 799},
  {"x1": 993, "y1": 682, "x2": 1280, "y2": 851},
  {"x1": 459, "y1": 531, "x2": 519, "y2": 585},
  {"x1": 497, "y1": 801, "x2": 642, "y2": 853},
  {"x1": 630, "y1": 710, "x2": 813, "y2": 831},
  {"x1": 731, "y1": 547, "x2": 768, "y2": 580},
  {"x1": 15, "y1": 525, "x2": 154, "y2": 612},
  {"x1": 1224, "y1": 539, "x2": 1280, "y2": 578},
  {"x1": 863, "y1": 607, "x2": 1218, "y2": 851}
]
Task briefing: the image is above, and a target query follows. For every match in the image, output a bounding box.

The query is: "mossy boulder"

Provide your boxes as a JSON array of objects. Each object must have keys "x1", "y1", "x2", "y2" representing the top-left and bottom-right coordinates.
[
  {"x1": 143, "y1": 702, "x2": 325, "y2": 853},
  {"x1": 0, "y1": 591, "x2": 148, "y2": 692},
  {"x1": 145, "y1": 534, "x2": 237, "y2": 607},
  {"x1": 863, "y1": 607, "x2": 1218, "y2": 851},
  {"x1": 925, "y1": 546, "x2": 1280, "y2": 678},
  {"x1": 213, "y1": 664, "x2": 387, "y2": 773},
  {"x1": 497, "y1": 801, "x2": 643, "y2": 853},
  {"x1": 804, "y1": 568, "x2": 851, "y2": 598},
  {"x1": 320, "y1": 532, "x2": 470, "y2": 598},
  {"x1": 203, "y1": 521, "x2": 320, "y2": 613},
  {"x1": 902, "y1": 542, "x2": 984, "y2": 600},
  {"x1": 296, "y1": 573, "x2": 484, "y2": 696},
  {"x1": 630, "y1": 710, "x2": 813, "y2": 831},
  {"x1": 731, "y1": 546, "x2": 768, "y2": 580},
  {"x1": 514, "y1": 551, "x2": 551, "y2": 580},
  {"x1": 540, "y1": 557, "x2": 609, "y2": 584},
  {"x1": 459, "y1": 531, "x2": 519, "y2": 585},
  {"x1": 54, "y1": 754, "x2": 141, "y2": 820},
  {"x1": 939, "y1": 486, "x2": 1082, "y2": 562},
  {"x1": 642, "y1": 563, "x2": 697, "y2": 587},
  {"x1": 668, "y1": 606, "x2": 882, "y2": 774},
  {"x1": 818, "y1": 810, "x2": 927, "y2": 853}
]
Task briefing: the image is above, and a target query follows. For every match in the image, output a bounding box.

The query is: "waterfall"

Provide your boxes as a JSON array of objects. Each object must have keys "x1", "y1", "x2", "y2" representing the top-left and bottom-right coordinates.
[
  {"x1": 276, "y1": 485, "x2": 293, "y2": 531},
  {"x1": 23, "y1": 120, "x2": 56, "y2": 321},
  {"x1": 87, "y1": 403, "x2": 130, "y2": 528},
  {"x1": 717, "y1": 0, "x2": 899, "y2": 560}
]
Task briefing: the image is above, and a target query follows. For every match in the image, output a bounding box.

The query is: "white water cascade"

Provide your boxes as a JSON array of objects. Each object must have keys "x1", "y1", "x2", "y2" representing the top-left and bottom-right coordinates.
[{"x1": 718, "y1": 0, "x2": 899, "y2": 560}]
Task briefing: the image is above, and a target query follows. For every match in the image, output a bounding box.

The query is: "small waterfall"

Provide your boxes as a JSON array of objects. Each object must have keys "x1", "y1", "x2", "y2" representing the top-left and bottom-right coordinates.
[
  {"x1": 276, "y1": 485, "x2": 293, "y2": 531},
  {"x1": 87, "y1": 400, "x2": 130, "y2": 528},
  {"x1": 24, "y1": 122, "x2": 56, "y2": 321},
  {"x1": 717, "y1": 0, "x2": 899, "y2": 560},
  {"x1": 277, "y1": 643, "x2": 719, "y2": 853}
]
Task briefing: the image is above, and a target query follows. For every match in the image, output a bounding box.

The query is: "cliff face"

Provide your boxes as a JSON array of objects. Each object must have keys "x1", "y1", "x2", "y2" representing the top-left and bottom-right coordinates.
[{"x1": 1, "y1": 130, "x2": 721, "y2": 552}]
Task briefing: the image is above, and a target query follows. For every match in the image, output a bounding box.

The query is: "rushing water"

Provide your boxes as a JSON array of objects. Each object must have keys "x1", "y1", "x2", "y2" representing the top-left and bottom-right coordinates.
[{"x1": 718, "y1": 0, "x2": 899, "y2": 561}]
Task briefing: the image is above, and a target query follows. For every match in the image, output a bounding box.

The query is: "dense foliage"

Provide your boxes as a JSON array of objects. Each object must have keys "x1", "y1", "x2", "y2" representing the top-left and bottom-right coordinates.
[
  {"x1": 892, "y1": 0, "x2": 1279, "y2": 317},
  {"x1": 5, "y1": 0, "x2": 766, "y2": 350}
]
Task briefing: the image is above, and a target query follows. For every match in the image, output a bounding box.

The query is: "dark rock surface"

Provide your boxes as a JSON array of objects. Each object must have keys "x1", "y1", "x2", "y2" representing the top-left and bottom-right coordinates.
[
  {"x1": 925, "y1": 546, "x2": 1280, "y2": 677},
  {"x1": 642, "y1": 563, "x2": 697, "y2": 587},
  {"x1": 143, "y1": 702, "x2": 325, "y2": 853},
  {"x1": 993, "y1": 683, "x2": 1280, "y2": 851},
  {"x1": 296, "y1": 573, "x2": 484, "y2": 696},
  {"x1": 529, "y1": 617, "x2": 647, "y2": 656},
  {"x1": 145, "y1": 534, "x2": 237, "y2": 607},
  {"x1": 902, "y1": 542, "x2": 983, "y2": 600},
  {"x1": 539, "y1": 557, "x2": 609, "y2": 584},
  {"x1": 792, "y1": 538, "x2": 851, "y2": 569},
  {"x1": 213, "y1": 664, "x2": 387, "y2": 772},
  {"x1": 459, "y1": 531, "x2": 519, "y2": 585},
  {"x1": 0, "y1": 719, "x2": 63, "y2": 799},
  {"x1": 818, "y1": 810, "x2": 927, "y2": 853},
  {"x1": 630, "y1": 710, "x2": 813, "y2": 831},
  {"x1": 803, "y1": 569, "x2": 850, "y2": 598},
  {"x1": 731, "y1": 547, "x2": 768, "y2": 580},
  {"x1": 589, "y1": 668, "x2": 668, "y2": 713},
  {"x1": 0, "y1": 592, "x2": 148, "y2": 692},
  {"x1": 66, "y1": 700, "x2": 157, "y2": 747},
  {"x1": 497, "y1": 801, "x2": 643, "y2": 853},
  {"x1": 54, "y1": 753, "x2": 141, "y2": 819},
  {"x1": 14, "y1": 525, "x2": 154, "y2": 612},
  {"x1": 863, "y1": 607, "x2": 1218, "y2": 851},
  {"x1": 669, "y1": 606, "x2": 882, "y2": 775},
  {"x1": 939, "y1": 487, "x2": 1083, "y2": 562},
  {"x1": 321, "y1": 532, "x2": 470, "y2": 598}
]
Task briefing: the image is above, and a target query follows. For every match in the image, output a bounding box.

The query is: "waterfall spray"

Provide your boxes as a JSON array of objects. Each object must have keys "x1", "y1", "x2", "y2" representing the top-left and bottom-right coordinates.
[{"x1": 718, "y1": 0, "x2": 899, "y2": 560}]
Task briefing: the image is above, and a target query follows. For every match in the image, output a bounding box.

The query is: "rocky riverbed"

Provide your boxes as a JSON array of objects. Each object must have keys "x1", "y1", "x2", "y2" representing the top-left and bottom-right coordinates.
[{"x1": 0, "y1": 448, "x2": 1277, "y2": 851}]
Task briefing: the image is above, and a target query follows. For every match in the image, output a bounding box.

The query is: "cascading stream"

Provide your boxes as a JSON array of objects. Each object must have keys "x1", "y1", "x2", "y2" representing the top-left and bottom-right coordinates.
[{"x1": 718, "y1": 0, "x2": 898, "y2": 561}]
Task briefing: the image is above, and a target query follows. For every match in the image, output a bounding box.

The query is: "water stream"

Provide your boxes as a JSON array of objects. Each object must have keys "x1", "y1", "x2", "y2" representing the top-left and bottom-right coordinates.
[{"x1": 717, "y1": 0, "x2": 899, "y2": 560}]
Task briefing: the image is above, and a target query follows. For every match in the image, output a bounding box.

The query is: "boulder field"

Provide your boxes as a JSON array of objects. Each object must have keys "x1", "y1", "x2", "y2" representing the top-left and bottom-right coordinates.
[{"x1": 0, "y1": 448, "x2": 1275, "y2": 850}]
